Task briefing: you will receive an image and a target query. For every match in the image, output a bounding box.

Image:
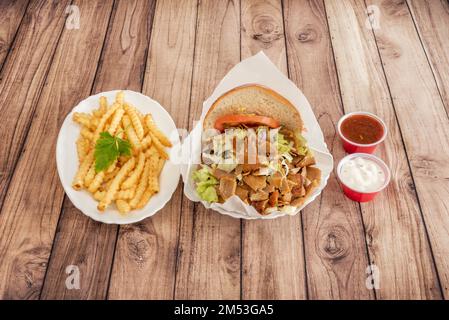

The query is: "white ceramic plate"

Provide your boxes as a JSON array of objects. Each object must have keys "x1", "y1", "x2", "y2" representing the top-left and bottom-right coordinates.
[{"x1": 56, "y1": 90, "x2": 181, "y2": 224}]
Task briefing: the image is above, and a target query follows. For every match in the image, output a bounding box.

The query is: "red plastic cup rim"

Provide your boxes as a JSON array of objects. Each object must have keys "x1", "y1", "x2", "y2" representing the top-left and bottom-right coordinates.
[
  {"x1": 336, "y1": 153, "x2": 391, "y2": 194},
  {"x1": 337, "y1": 111, "x2": 388, "y2": 148}
]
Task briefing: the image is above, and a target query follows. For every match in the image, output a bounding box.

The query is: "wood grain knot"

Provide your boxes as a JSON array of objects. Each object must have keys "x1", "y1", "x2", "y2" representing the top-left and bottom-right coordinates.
[
  {"x1": 251, "y1": 14, "x2": 283, "y2": 48},
  {"x1": 9, "y1": 246, "x2": 49, "y2": 298},
  {"x1": 411, "y1": 156, "x2": 447, "y2": 180},
  {"x1": 295, "y1": 24, "x2": 319, "y2": 43},
  {"x1": 128, "y1": 238, "x2": 151, "y2": 263},
  {"x1": 317, "y1": 226, "x2": 350, "y2": 262},
  {"x1": 0, "y1": 40, "x2": 6, "y2": 54},
  {"x1": 365, "y1": 233, "x2": 373, "y2": 247},
  {"x1": 122, "y1": 224, "x2": 152, "y2": 264},
  {"x1": 377, "y1": 36, "x2": 402, "y2": 59},
  {"x1": 407, "y1": 180, "x2": 416, "y2": 192},
  {"x1": 223, "y1": 251, "x2": 240, "y2": 275},
  {"x1": 382, "y1": 0, "x2": 408, "y2": 16},
  {"x1": 317, "y1": 111, "x2": 337, "y2": 143}
]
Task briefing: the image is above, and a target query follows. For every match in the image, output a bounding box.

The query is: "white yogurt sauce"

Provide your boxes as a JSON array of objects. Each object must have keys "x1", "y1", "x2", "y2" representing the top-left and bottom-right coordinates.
[{"x1": 340, "y1": 157, "x2": 385, "y2": 192}]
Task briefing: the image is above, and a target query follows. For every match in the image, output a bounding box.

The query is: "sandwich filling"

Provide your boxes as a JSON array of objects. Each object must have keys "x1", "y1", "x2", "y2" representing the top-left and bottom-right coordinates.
[{"x1": 193, "y1": 113, "x2": 320, "y2": 215}]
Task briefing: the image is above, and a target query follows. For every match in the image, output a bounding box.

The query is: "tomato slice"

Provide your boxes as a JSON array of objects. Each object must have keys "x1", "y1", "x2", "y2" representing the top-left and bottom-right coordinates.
[{"x1": 214, "y1": 114, "x2": 280, "y2": 131}]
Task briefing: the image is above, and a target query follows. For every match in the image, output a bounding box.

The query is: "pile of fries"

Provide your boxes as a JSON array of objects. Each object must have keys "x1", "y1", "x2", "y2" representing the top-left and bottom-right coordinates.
[{"x1": 71, "y1": 91, "x2": 171, "y2": 214}]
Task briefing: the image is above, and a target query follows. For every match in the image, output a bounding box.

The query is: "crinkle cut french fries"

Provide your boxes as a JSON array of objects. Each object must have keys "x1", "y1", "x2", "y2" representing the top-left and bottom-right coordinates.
[{"x1": 71, "y1": 91, "x2": 171, "y2": 214}]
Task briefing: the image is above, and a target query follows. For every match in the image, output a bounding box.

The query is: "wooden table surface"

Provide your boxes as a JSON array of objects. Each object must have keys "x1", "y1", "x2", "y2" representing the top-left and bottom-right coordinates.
[{"x1": 0, "y1": 0, "x2": 448, "y2": 300}]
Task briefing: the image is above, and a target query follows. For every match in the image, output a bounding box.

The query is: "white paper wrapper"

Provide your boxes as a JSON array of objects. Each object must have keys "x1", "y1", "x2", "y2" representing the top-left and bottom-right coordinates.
[{"x1": 180, "y1": 51, "x2": 333, "y2": 219}]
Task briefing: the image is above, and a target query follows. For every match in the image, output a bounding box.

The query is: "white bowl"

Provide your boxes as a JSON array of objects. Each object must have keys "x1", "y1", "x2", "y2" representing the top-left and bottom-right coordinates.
[{"x1": 56, "y1": 90, "x2": 181, "y2": 224}]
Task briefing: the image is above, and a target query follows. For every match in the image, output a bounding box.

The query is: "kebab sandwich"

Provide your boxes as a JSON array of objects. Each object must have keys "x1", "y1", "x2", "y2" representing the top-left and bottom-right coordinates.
[{"x1": 192, "y1": 85, "x2": 321, "y2": 215}]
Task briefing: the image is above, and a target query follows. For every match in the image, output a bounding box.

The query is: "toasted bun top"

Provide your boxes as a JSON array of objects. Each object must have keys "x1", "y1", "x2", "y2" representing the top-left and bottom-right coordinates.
[{"x1": 203, "y1": 84, "x2": 303, "y2": 131}]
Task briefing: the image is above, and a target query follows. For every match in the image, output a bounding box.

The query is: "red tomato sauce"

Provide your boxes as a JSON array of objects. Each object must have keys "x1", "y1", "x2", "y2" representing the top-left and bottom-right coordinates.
[{"x1": 340, "y1": 114, "x2": 384, "y2": 144}]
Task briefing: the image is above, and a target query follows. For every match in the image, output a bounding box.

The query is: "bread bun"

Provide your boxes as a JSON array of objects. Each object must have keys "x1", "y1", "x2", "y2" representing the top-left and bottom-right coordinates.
[{"x1": 203, "y1": 84, "x2": 303, "y2": 131}]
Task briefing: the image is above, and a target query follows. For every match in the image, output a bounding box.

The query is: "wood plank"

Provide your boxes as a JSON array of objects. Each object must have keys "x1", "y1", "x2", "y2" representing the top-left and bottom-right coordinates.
[
  {"x1": 407, "y1": 0, "x2": 449, "y2": 115},
  {"x1": 40, "y1": 0, "x2": 155, "y2": 300},
  {"x1": 241, "y1": 0, "x2": 287, "y2": 72},
  {"x1": 324, "y1": 0, "x2": 441, "y2": 299},
  {"x1": 366, "y1": 0, "x2": 449, "y2": 298},
  {"x1": 41, "y1": 202, "x2": 118, "y2": 300},
  {"x1": 107, "y1": 0, "x2": 197, "y2": 299},
  {"x1": 0, "y1": 0, "x2": 29, "y2": 70},
  {"x1": 0, "y1": 0, "x2": 70, "y2": 209},
  {"x1": 174, "y1": 0, "x2": 242, "y2": 300},
  {"x1": 92, "y1": 0, "x2": 155, "y2": 93},
  {"x1": 284, "y1": 0, "x2": 373, "y2": 299},
  {"x1": 240, "y1": 0, "x2": 306, "y2": 300},
  {"x1": 0, "y1": 0, "x2": 114, "y2": 300}
]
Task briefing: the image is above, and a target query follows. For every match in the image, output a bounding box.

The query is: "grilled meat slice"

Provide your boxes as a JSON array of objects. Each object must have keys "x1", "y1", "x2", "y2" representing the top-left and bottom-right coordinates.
[
  {"x1": 252, "y1": 199, "x2": 269, "y2": 213},
  {"x1": 287, "y1": 173, "x2": 302, "y2": 186},
  {"x1": 291, "y1": 185, "x2": 306, "y2": 198},
  {"x1": 219, "y1": 176, "x2": 237, "y2": 200},
  {"x1": 213, "y1": 168, "x2": 234, "y2": 179},
  {"x1": 234, "y1": 165, "x2": 243, "y2": 176},
  {"x1": 269, "y1": 171, "x2": 283, "y2": 188},
  {"x1": 243, "y1": 175, "x2": 267, "y2": 191},
  {"x1": 279, "y1": 178, "x2": 291, "y2": 194},
  {"x1": 269, "y1": 190, "x2": 279, "y2": 206},
  {"x1": 235, "y1": 186, "x2": 249, "y2": 203},
  {"x1": 281, "y1": 192, "x2": 292, "y2": 203},
  {"x1": 298, "y1": 155, "x2": 316, "y2": 167},
  {"x1": 263, "y1": 183, "x2": 275, "y2": 193},
  {"x1": 242, "y1": 163, "x2": 262, "y2": 172},
  {"x1": 249, "y1": 190, "x2": 269, "y2": 201}
]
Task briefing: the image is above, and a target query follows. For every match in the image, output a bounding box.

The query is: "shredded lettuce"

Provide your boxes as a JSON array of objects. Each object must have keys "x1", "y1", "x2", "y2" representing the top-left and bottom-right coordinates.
[
  {"x1": 276, "y1": 133, "x2": 293, "y2": 155},
  {"x1": 297, "y1": 147, "x2": 308, "y2": 156},
  {"x1": 198, "y1": 185, "x2": 218, "y2": 202},
  {"x1": 294, "y1": 132, "x2": 308, "y2": 156},
  {"x1": 281, "y1": 158, "x2": 290, "y2": 176},
  {"x1": 192, "y1": 166, "x2": 218, "y2": 202}
]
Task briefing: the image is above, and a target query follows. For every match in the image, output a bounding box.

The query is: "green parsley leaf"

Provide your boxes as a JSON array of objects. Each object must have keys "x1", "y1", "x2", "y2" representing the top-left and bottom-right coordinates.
[
  {"x1": 117, "y1": 136, "x2": 131, "y2": 157},
  {"x1": 94, "y1": 132, "x2": 131, "y2": 173}
]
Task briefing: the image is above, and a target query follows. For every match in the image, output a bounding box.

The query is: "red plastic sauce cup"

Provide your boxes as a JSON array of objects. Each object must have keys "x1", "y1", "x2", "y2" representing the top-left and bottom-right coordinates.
[
  {"x1": 337, "y1": 153, "x2": 391, "y2": 202},
  {"x1": 337, "y1": 111, "x2": 387, "y2": 154}
]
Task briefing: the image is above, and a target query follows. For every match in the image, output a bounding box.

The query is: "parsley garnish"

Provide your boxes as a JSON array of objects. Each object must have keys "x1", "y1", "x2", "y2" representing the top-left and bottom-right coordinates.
[{"x1": 94, "y1": 132, "x2": 131, "y2": 173}]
